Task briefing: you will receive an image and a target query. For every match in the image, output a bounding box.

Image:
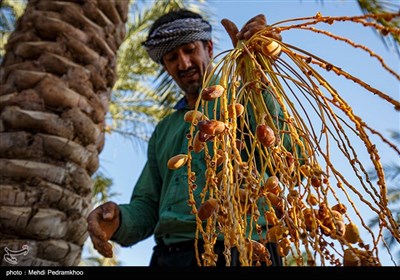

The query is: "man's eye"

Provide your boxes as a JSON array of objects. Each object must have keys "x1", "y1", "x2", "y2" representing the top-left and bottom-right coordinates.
[
  {"x1": 185, "y1": 47, "x2": 196, "y2": 53},
  {"x1": 165, "y1": 54, "x2": 177, "y2": 62}
]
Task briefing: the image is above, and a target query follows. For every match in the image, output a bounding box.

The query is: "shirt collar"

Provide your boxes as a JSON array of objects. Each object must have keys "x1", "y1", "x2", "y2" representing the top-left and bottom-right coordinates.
[{"x1": 173, "y1": 97, "x2": 188, "y2": 110}]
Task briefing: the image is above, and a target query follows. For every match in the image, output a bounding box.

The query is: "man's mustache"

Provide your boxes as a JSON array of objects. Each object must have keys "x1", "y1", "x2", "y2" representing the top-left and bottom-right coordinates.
[{"x1": 179, "y1": 67, "x2": 198, "y2": 78}]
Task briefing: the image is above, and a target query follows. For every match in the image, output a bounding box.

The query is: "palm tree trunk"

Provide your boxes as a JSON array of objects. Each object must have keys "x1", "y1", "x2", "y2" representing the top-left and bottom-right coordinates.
[{"x1": 0, "y1": 0, "x2": 129, "y2": 266}]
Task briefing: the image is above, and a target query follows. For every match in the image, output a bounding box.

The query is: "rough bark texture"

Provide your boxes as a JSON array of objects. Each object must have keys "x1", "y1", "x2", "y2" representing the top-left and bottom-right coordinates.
[{"x1": 0, "y1": 0, "x2": 129, "y2": 266}]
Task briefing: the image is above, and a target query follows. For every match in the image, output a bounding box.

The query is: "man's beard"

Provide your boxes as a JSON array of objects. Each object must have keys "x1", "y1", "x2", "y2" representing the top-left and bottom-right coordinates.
[
  {"x1": 178, "y1": 66, "x2": 203, "y2": 96},
  {"x1": 185, "y1": 81, "x2": 202, "y2": 96}
]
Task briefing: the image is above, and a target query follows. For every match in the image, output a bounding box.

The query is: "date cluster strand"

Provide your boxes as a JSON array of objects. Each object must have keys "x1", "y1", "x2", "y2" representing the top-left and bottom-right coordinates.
[{"x1": 167, "y1": 12, "x2": 400, "y2": 266}]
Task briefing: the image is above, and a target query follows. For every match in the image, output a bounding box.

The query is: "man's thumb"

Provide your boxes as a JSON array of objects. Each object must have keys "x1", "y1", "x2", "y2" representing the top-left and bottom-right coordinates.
[
  {"x1": 101, "y1": 202, "x2": 117, "y2": 220},
  {"x1": 221, "y1": 18, "x2": 239, "y2": 48}
]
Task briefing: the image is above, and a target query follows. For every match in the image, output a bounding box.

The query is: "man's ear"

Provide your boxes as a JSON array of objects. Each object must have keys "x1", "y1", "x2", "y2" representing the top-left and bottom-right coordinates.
[
  {"x1": 207, "y1": 40, "x2": 213, "y2": 58},
  {"x1": 162, "y1": 63, "x2": 170, "y2": 75}
]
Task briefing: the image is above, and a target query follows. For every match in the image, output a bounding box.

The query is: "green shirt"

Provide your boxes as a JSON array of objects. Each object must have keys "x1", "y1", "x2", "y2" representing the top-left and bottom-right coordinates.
[{"x1": 113, "y1": 89, "x2": 290, "y2": 247}]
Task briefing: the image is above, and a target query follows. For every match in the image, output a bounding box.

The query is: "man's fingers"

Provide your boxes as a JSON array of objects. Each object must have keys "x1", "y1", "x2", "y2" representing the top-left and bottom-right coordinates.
[
  {"x1": 237, "y1": 14, "x2": 267, "y2": 41},
  {"x1": 265, "y1": 31, "x2": 282, "y2": 42},
  {"x1": 243, "y1": 14, "x2": 266, "y2": 26},
  {"x1": 91, "y1": 235, "x2": 113, "y2": 258},
  {"x1": 221, "y1": 18, "x2": 239, "y2": 47},
  {"x1": 87, "y1": 218, "x2": 107, "y2": 241},
  {"x1": 87, "y1": 203, "x2": 118, "y2": 238},
  {"x1": 241, "y1": 25, "x2": 265, "y2": 40}
]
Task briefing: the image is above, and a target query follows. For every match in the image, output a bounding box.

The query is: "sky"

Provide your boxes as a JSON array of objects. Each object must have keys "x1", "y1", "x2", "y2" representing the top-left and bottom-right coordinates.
[{"x1": 88, "y1": 0, "x2": 400, "y2": 267}]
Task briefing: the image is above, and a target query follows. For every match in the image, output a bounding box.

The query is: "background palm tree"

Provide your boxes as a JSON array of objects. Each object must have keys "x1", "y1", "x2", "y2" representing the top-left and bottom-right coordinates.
[{"x1": 0, "y1": 0, "x2": 130, "y2": 266}]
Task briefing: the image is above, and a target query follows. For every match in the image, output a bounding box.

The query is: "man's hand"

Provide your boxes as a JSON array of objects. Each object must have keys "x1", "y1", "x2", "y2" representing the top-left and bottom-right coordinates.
[
  {"x1": 236, "y1": 14, "x2": 267, "y2": 42},
  {"x1": 87, "y1": 201, "x2": 121, "y2": 258},
  {"x1": 221, "y1": 14, "x2": 282, "y2": 48}
]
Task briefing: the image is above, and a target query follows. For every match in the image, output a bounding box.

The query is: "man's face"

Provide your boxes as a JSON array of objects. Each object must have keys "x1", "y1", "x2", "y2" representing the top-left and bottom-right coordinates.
[{"x1": 162, "y1": 40, "x2": 213, "y2": 97}]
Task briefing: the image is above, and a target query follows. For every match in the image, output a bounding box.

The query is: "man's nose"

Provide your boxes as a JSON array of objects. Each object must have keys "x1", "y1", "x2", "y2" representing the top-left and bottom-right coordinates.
[{"x1": 177, "y1": 52, "x2": 191, "y2": 70}]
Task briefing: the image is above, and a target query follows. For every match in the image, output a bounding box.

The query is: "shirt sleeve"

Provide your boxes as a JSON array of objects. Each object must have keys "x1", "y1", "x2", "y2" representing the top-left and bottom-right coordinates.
[{"x1": 111, "y1": 130, "x2": 161, "y2": 247}]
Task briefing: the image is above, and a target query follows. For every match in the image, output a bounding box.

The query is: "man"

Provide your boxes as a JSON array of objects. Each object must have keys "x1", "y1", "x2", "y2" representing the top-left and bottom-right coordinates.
[{"x1": 87, "y1": 9, "x2": 283, "y2": 267}]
